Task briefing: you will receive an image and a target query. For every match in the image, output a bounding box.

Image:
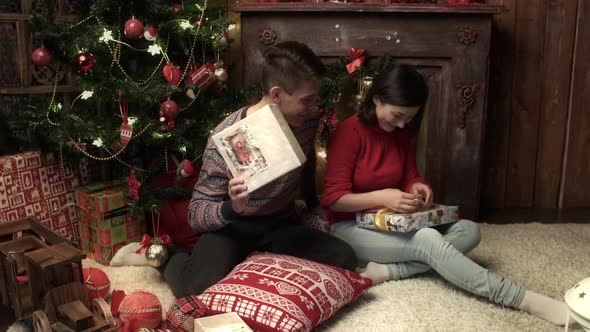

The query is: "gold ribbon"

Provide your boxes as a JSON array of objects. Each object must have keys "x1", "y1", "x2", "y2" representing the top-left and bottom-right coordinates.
[{"x1": 374, "y1": 208, "x2": 395, "y2": 231}]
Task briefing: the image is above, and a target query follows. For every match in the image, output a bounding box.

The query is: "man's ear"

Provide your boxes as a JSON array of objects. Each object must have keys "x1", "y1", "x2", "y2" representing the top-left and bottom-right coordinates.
[
  {"x1": 269, "y1": 86, "x2": 282, "y2": 104},
  {"x1": 372, "y1": 95, "x2": 381, "y2": 107}
]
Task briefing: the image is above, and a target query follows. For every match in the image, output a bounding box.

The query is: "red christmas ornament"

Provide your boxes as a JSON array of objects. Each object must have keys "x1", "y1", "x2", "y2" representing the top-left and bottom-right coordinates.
[
  {"x1": 119, "y1": 290, "x2": 162, "y2": 329},
  {"x1": 31, "y1": 47, "x2": 52, "y2": 67},
  {"x1": 83, "y1": 267, "x2": 110, "y2": 301},
  {"x1": 186, "y1": 63, "x2": 216, "y2": 90},
  {"x1": 178, "y1": 160, "x2": 194, "y2": 178},
  {"x1": 171, "y1": 3, "x2": 182, "y2": 12},
  {"x1": 124, "y1": 17, "x2": 144, "y2": 40},
  {"x1": 73, "y1": 52, "x2": 96, "y2": 74},
  {"x1": 159, "y1": 99, "x2": 179, "y2": 132},
  {"x1": 144, "y1": 25, "x2": 158, "y2": 41},
  {"x1": 163, "y1": 63, "x2": 182, "y2": 86}
]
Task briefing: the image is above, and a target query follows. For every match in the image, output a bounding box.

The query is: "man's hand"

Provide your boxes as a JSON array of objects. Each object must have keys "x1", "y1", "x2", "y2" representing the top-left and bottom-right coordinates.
[
  {"x1": 409, "y1": 182, "x2": 434, "y2": 207},
  {"x1": 227, "y1": 170, "x2": 249, "y2": 214}
]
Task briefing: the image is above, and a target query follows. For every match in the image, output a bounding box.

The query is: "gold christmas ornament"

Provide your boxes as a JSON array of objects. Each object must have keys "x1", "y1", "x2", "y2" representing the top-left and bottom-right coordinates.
[{"x1": 354, "y1": 75, "x2": 373, "y2": 105}]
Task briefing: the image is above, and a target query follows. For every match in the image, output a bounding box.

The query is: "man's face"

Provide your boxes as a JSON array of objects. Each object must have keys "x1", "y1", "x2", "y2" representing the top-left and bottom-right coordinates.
[{"x1": 277, "y1": 79, "x2": 321, "y2": 127}]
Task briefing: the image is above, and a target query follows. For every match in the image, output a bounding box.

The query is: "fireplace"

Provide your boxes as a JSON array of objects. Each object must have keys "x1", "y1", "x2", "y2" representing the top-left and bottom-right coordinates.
[{"x1": 230, "y1": 3, "x2": 504, "y2": 219}]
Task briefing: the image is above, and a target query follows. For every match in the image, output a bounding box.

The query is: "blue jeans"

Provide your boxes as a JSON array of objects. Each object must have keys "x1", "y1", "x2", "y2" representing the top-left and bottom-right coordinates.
[{"x1": 330, "y1": 220, "x2": 525, "y2": 308}]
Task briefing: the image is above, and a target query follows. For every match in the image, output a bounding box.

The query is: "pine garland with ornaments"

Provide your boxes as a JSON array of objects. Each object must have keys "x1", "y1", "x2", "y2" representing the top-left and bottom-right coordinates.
[{"x1": 15, "y1": 0, "x2": 258, "y2": 214}]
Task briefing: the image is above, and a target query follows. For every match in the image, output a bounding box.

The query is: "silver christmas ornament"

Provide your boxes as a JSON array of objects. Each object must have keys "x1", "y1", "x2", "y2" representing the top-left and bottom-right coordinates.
[
  {"x1": 214, "y1": 67, "x2": 228, "y2": 82},
  {"x1": 145, "y1": 242, "x2": 168, "y2": 267}
]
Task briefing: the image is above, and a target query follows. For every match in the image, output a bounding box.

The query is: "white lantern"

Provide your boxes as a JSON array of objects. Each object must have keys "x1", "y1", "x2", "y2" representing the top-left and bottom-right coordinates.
[{"x1": 565, "y1": 277, "x2": 590, "y2": 331}]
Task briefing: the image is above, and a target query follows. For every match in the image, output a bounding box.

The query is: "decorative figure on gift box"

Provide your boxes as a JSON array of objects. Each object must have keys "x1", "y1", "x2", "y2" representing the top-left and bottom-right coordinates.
[
  {"x1": 234, "y1": 141, "x2": 251, "y2": 165},
  {"x1": 321, "y1": 64, "x2": 574, "y2": 326},
  {"x1": 224, "y1": 128, "x2": 267, "y2": 173}
]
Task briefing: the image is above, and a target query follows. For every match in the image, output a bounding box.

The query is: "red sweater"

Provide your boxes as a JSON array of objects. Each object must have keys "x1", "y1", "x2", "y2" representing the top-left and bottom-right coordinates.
[{"x1": 321, "y1": 114, "x2": 429, "y2": 223}]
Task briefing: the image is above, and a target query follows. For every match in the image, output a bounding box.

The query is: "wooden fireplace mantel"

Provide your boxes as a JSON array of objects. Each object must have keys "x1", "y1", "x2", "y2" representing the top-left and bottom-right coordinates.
[
  {"x1": 230, "y1": 2, "x2": 505, "y2": 14},
  {"x1": 229, "y1": 3, "x2": 505, "y2": 220}
]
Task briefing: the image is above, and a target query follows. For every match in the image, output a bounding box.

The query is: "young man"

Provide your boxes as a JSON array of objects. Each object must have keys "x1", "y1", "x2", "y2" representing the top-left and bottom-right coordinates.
[{"x1": 162, "y1": 41, "x2": 358, "y2": 298}]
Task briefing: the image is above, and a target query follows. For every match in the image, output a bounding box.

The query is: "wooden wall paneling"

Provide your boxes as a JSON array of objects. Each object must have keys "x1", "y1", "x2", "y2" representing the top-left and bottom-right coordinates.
[
  {"x1": 0, "y1": 20, "x2": 21, "y2": 88},
  {"x1": 504, "y1": 0, "x2": 547, "y2": 207},
  {"x1": 482, "y1": 0, "x2": 516, "y2": 209},
  {"x1": 534, "y1": 0, "x2": 578, "y2": 208},
  {"x1": 562, "y1": 0, "x2": 590, "y2": 208}
]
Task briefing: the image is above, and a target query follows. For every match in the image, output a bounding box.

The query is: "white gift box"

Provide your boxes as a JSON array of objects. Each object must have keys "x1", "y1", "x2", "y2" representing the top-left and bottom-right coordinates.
[
  {"x1": 212, "y1": 104, "x2": 306, "y2": 193},
  {"x1": 356, "y1": 204, "x2": 460, "y2": 232},
  {"x1": 194, "y1": 312, "x2": 253, "y2": 332}
]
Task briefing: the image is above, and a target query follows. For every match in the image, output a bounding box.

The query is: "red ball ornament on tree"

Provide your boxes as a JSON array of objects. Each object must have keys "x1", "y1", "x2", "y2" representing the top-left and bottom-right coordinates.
[
  {"x1": 163, "y1": 63, "x2": 182, "y2": 86},
  {"x1": 32, "y1": 47, "x2": 52, "y2": 67},
  {"x1": 171, "y1": 3, "x2": 182, "y2": 13},
  {"x1": 83, "y1": 268, "x2": 110, "y2": 301},
  {"x1": 144, "y1": 25, "x2": 158, "y2": 41},
  {"x1": 178, "y1": 159, "x2": 194, "y2": 178},
  {"x1": 124, "y1": 17, "x2": 144, "y2": 40},
  {"x1": 73, "y1": 52, "x2": 96, "y2": 74},
  {"x1": 159, "y1": 99, "x2": 179, "y2": 132}
]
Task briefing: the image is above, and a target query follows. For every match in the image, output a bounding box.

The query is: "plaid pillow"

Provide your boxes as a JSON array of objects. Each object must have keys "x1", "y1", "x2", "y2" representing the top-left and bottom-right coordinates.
[{"x1": 165, "y1": 295, "x2": 208, "y2": 332}]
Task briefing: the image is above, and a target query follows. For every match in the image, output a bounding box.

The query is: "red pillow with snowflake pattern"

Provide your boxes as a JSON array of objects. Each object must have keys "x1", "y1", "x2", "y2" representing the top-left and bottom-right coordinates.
[{"x1": 197, "y1": 252, "x2": 371, "y2": 332}]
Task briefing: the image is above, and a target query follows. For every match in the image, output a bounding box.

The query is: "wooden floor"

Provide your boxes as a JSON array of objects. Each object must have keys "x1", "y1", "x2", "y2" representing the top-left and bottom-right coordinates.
[{"x1": 0, "y1": 208, "x2": 588, "y2": 330}]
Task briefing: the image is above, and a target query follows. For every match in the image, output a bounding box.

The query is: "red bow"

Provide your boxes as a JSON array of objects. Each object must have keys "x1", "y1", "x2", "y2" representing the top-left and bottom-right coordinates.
[
  {"x1": 346, "y1": 48, "x2": 366, "y2": 74},
  {"x1": 136, "y1": 234, "x2": 172, "y2": 254}
]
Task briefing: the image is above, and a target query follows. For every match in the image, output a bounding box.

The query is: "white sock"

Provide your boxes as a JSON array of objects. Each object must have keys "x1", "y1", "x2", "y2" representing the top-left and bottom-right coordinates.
[
  {"x1": 518, "y1": 290, "x2": 573, "y2": 326},
  {"x1": 361, "y1": 262, "x2": 391, "y2": 285}
]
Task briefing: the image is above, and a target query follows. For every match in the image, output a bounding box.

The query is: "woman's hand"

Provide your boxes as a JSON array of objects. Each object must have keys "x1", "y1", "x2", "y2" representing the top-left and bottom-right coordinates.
[
  {"x1": 379, "y1": 188, "x2": 424, "y2": 213},
  {"x1": 227, "y1": 170, "x2": 249, "y2": 214},
  {"x1": 409, "y1": 183, "x2": 434, "y2": 207}
]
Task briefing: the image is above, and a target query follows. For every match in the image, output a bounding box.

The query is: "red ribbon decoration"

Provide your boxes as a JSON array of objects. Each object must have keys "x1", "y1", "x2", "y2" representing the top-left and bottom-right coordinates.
[
  {"x1": 345, "y1": 48, "x2": 366, "y2": 74},
  {"x1": 136, "y1": 234, "x2": 172, "y2": 254},
  {"x1": 119, "y1": 90, "x2": 128, "y2": 125},
  {"x1": 125, "y1": 168, "x2": 142, "y2": 201}
]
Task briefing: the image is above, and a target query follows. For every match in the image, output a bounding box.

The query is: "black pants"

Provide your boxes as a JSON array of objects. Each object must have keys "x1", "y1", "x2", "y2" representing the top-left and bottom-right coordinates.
[{"x1": 162, "y1": 217, "x2": 357, "y2": 298}]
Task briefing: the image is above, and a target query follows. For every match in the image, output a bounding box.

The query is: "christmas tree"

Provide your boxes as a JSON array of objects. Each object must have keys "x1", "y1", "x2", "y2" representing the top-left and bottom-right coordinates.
[{"x1": 14, "y1": 0, "x2": 257, "y2": 213}]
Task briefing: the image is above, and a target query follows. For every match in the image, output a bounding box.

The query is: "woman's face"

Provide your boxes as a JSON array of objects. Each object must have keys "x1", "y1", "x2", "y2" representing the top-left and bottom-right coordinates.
[{"x1": 373, "y1": 96, "x2": 421, "y2": 133}]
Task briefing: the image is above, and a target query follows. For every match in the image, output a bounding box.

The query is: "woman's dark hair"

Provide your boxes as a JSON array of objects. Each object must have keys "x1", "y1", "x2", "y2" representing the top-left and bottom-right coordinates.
[
  {"x1": 261, "y1": 41, "x2": 326, "y2": 95},
  {"x1": 358, "y1": 64, "x2": 429, "y2": 125}
]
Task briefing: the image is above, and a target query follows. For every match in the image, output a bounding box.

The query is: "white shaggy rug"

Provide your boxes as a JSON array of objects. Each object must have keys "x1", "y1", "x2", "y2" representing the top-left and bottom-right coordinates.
[{"x1": 9, "y1": 223, "x2": 590, "y2": 332}]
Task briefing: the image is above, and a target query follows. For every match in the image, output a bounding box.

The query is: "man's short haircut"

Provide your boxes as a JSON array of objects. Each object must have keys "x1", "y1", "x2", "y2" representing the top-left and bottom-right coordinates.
[{"x1": 261, "y1": 41, "x2": 326, "y2": 95}]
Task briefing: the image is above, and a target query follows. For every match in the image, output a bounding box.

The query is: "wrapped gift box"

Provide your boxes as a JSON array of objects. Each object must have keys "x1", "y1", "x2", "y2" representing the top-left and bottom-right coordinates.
[
  {"x1": 212, "y1": 104, "x2": 306, "y2": 192},
  {"x1": 0, "y1": 151, "x2": 87, "y2": 240},
  {"x1": 356, "y1": 204, "x2": 460, "y2": 232},
  {"x1": 75, "y1": 182, "x2": 144, "y2": 265},
  {"x1": 194, "y1": 312, "x2": 252, "y2": 332}
]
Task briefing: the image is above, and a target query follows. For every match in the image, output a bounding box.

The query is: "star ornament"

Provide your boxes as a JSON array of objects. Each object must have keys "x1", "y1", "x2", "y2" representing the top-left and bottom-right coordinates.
[
  {"x1": 147, "y1": 44, "x2": 162, "y2": 56},
  {"x1": 81, "y1": 90, "x2": 93, "y2": 100},
  {"x1": 99, "y1": 29, "x2": 114, "y2": 43},
  {"x1": 580, "y1": 292, "x2": 587, "y2": 299},
  {"x1": 180, "y1": 20, "x2": 192, "y2": 30}
]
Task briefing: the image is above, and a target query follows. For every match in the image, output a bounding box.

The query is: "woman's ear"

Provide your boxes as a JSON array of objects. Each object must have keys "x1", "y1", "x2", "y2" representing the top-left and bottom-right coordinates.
[{"x1": 269, "y1": 86, "x2": 282, "y2": 104}]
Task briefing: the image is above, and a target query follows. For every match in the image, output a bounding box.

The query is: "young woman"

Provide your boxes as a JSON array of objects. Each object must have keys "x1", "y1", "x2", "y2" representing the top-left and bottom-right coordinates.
[{"x1": 321, "y1": 64, "x2": 570, "y2": 326}]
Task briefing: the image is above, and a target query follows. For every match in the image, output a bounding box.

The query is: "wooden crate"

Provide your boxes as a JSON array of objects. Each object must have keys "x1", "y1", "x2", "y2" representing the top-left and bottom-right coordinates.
[{"x1": 0, "y1": 216, "x2": 85, "y2": 320}]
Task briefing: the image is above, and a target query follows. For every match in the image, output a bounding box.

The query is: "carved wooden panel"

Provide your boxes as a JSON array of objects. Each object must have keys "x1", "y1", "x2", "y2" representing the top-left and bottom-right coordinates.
[
  {"x1": 233, "y1": 4, "x2": 500, "y2": 218},
  {"x1": 0, "y1": 22, "x2": 21, "y2": 88},
  {"x1": 0, "y1": 1, "x2": 21, "y2": 13},
  {"x1": 0, "y1": 0, "x2": 76, "y2": 93}
]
